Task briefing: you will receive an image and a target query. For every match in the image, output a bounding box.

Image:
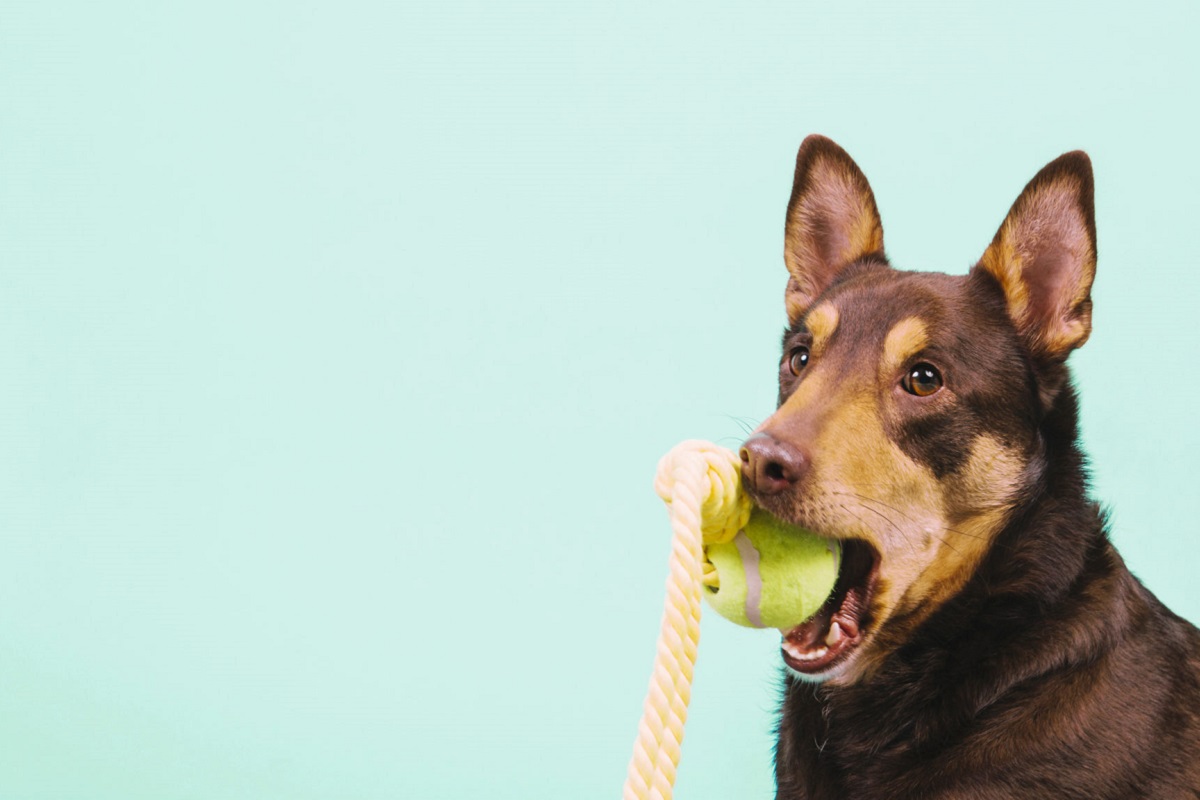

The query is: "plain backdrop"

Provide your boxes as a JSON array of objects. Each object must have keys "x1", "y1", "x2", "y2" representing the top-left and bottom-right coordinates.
[{"x1": 2, "y1": 2, "x2": 1198, "y2": 798}]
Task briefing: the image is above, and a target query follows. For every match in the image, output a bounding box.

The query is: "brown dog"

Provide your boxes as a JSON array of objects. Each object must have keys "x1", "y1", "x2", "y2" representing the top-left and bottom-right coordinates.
[{"x1": 739, "y1": 136, "x2": 1200, "y2": 799}]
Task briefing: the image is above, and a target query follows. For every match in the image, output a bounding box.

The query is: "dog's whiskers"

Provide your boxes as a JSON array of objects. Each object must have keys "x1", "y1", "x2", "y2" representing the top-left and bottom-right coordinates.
[
  {"x1": 831, "y1": 490, "x2": 988, "y2": 542},
  {"x1": 721, "y1": 414, "x2": 760, "y2": 437},
  {"x1": 832, "y1": 501, "x2": 923, "y2": 561}
]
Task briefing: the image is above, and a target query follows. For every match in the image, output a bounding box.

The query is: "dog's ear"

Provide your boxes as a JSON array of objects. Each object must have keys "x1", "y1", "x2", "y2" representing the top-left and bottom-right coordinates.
[
  {"x1": 783, "y1": 135, "x2": 885, "y2": 324},
  {"x1": 973, "y1": 152, "x2": 1096, "y2": 362}
]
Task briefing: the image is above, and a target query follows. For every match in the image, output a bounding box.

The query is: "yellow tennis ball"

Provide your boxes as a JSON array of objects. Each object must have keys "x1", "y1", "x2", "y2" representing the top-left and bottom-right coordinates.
[{"x1": 703, "y1": 509, "x2": 840, "y2": 629}]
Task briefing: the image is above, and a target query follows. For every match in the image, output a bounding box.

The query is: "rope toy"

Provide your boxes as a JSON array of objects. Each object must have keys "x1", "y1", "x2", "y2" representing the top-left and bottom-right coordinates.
[{"x1": 621, "y1": 440, "x2": 841, "y2": 800}]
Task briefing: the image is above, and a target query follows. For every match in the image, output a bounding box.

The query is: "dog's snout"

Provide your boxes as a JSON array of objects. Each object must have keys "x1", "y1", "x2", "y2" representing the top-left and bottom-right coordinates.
[{"x1": 740, "y1": 433, "x2": 809, "y2": 495}]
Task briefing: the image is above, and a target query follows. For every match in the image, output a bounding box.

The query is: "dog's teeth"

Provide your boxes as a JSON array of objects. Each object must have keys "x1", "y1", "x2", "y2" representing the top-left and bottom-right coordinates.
[
  {"x1": 826, "y1": 621, "x2": 844, "y2": 647},
  {"x1": 783, "y1": 640, "x2": 828, "y2": 662}
]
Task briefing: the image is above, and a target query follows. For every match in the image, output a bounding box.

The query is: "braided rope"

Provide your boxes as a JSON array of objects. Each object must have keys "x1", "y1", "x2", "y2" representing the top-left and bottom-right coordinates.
[{"x1": 622, "y1": 441, "x2": 751, "y2": 800}]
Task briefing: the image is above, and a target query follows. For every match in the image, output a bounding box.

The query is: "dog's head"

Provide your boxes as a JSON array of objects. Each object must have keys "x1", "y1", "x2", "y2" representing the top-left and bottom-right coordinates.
[{"x1": 744, "y1": 135, "x2": 1096, "y2": 684}]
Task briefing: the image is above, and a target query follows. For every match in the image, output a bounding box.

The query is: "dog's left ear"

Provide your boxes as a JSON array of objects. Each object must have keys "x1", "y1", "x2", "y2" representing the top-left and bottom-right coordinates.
[
  {"x1": 973, "y1": 151, "x2": 1096, "y2": 362},
  {"x1": 783, "y1": 135, "x2": 885, "y2": 325}
]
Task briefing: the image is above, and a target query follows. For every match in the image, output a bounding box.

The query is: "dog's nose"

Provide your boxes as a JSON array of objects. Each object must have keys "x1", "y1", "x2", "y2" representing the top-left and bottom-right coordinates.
[{"x1": 740, "y1": 433, "x2": 809, "y2": 495}]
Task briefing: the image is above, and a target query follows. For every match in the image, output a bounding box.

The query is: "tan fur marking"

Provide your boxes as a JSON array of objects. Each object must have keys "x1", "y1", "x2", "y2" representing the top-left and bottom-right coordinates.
[
  {"x1": 773, "y1": 363, "x2": 832, "y2": 418},
  {"x1": 805, "y1": 302, "x2": 839, "y2": 358},
  {"x1": 808, "y1": 382, "x2": 947, "y2": 591},
  {"x1": 880, "y1": 317, "x2": 928, "y2": 377},
  {"x1": 950, "y1": 434, "x2": 1025, "y2": 513},
  {"x1": 894, "y1": 509, "x2": 1000, "y2": 617},
  {"x1": 884, "y1": 435, "x2": 1025, "y2": 636},
  {"x1": 815, "y1": 427, "x2": 945, "y2": 635}
]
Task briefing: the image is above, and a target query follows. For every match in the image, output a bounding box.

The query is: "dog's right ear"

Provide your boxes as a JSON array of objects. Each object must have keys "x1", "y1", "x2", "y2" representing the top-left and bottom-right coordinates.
[
  {"x1": 783, "y1": 135, "x2": 885, "y2": 325},
  {"x1": 973, "y1": 151, "x2": 1096, "y2": 362}
]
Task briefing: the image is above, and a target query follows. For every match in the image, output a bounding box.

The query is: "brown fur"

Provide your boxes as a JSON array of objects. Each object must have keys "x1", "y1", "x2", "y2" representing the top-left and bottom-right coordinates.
[{"x1": 751, "y1": 136, "x2": 1200, "y2": 798}]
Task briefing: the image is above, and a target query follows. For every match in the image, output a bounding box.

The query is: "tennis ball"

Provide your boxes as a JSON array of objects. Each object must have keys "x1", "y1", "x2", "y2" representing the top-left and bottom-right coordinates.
[{"x1": 703, "y1": 509, "x2": 840, "y2": 629}]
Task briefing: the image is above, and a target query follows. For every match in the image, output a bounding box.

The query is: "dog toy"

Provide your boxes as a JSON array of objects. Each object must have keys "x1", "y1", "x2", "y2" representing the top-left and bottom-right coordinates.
[
  {"x1": 621, "y1": 440, "x2": 841, "y2": 800},
  {"x1": 704, "y1": 508, "x2": 840, "y2": 628}
]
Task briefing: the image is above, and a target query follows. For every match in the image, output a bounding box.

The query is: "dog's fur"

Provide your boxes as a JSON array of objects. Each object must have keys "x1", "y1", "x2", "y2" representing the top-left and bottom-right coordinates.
[{"x1": 742, "y1": 136, "x2": 1200, "y2": 799}]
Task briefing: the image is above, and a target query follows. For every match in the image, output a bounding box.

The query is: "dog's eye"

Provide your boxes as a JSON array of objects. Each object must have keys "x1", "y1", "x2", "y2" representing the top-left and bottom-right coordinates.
[
  {"x1": 788, "y1": 346, "x2": 810, "y2": 376},
  {"x1": 903, "y1": 363, "x2": 943, "y2": 397}
]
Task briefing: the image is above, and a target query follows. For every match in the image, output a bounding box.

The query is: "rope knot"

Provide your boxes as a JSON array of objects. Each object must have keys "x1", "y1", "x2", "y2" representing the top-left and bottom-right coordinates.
[{"x1": 654, "y1": 440, "x2": 751, "y2": 545}]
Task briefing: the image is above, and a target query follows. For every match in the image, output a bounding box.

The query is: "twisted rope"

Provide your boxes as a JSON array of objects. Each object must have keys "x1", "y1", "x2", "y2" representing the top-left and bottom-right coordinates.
[{"x1": 622, "y1": 441, "x2": 751, "y2": 800}]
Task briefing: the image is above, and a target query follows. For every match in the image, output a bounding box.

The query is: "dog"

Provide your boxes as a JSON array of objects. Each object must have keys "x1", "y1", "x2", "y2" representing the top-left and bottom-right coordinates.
[{"x1": 738, "y1": 135, "x2": 1200, "y2": 799}]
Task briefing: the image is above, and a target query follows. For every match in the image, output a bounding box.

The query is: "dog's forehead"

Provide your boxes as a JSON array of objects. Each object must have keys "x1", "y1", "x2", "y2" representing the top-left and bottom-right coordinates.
[{"x1": 807, "y1": 269, "x2": 969, "y2": 354}]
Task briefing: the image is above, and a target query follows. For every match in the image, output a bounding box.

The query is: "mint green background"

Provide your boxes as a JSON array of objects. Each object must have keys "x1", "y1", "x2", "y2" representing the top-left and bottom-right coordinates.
[{"x1": 2, "y1": 2, "x2": 1197, "y2": 798}]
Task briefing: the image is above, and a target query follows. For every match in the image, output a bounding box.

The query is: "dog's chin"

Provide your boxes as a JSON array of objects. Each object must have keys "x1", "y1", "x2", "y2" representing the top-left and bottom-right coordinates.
[{"x1": 778, "y1": 537, "x2": 880, "y2": 684}]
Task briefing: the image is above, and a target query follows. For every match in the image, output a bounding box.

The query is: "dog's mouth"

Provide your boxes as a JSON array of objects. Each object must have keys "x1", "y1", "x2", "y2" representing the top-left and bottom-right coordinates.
[{"x1": 780, "y1": 539, "x2": 879, "y2": 676}]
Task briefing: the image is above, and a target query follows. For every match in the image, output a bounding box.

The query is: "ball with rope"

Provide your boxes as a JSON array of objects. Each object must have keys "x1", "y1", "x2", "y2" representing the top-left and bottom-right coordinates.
[{"x1": 622, "y1": 440, "x2": 842, "y2": 800}]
